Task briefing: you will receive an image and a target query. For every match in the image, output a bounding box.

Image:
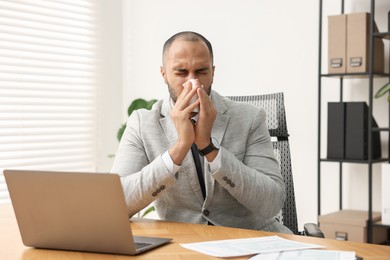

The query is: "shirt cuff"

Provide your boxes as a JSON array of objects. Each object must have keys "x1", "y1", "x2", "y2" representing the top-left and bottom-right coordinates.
[
  {"x1": 206, "y1": 149, "x2": 222, "y2": 173},
  {"x1": 162, "y1": 151, "x2": 181, "y2": 175}
]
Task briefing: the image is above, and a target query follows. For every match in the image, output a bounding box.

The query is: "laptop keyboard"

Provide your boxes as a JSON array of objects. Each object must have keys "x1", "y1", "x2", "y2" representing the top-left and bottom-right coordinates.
[{"x1": 135, "y1": 242, "x2": 154, "y2": 249}]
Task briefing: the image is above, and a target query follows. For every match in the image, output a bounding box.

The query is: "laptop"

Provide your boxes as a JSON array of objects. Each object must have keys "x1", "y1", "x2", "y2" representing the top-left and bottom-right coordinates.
[{"x1": 4, "y1": 169, "x2": 172, "y2": 255}]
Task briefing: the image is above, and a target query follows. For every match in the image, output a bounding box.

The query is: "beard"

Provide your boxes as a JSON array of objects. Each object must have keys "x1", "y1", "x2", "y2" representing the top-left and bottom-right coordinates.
[
  {"x1": 167, "y1": 84, "x2": 179, "y2": 102},
  {"x1": 167, "y1": 82, "x2": 212, "y2": 102}
]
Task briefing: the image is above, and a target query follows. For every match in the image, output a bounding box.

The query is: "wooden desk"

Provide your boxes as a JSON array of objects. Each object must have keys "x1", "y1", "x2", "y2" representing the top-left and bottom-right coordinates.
[{"x1": 1, "y1": 204, "x2": 390, "y2": 259}]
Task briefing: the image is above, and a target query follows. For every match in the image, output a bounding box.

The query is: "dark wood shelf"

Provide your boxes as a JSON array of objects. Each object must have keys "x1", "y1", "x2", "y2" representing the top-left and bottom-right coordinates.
[
  {"x1": 320, "y1": 158, "x2": 389, "y2": 164},
  {"x1": 321, "y1": 73, "x2": 389, "y2": 78},
  {"x1": 372, "y1": 221, "x2": 390, "y2": 229},
  {"x1": 373, "y1": 127, "x2": 390, "y2": 132},
  {"x1": 373, "y1": 32, "x2": 390, "y2": 39}
]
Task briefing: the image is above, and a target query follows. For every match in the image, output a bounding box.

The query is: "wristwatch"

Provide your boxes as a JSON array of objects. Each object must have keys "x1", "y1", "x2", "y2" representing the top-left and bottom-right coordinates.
[{"x1": 199, "y1": 137, "x2": 220, "y2": 156}]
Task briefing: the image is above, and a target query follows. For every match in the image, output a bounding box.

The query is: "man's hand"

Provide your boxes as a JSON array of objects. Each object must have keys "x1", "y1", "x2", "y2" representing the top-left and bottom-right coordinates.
[
  {"x1": 169, "y1": 83, "x2": 199, "y2": 165},
  {"x1": 169, "y1": 79, "x2": 217, "y2": 164},
  {"x1": 195, "y1": 86, "x2": 217, "y2": 150}
]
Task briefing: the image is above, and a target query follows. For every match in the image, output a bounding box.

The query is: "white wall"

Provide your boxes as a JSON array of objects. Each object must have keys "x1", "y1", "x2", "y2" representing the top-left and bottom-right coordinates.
[
  {"x1": 95, "y1": 0, "x2": 123, "y2": 172},
  {"x1": 99, "y1": 0, "x2": 390, "y2": 229}
]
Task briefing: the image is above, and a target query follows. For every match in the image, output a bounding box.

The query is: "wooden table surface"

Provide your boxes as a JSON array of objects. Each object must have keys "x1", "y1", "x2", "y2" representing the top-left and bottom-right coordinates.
[{"x1": 1, "y1": 204, "x2": 390, "y2": 259}]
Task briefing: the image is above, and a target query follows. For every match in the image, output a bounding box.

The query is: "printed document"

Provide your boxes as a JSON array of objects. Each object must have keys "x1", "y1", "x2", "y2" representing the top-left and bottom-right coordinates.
[
  {"x1": 180, "y1": 235, "x2": 324, "y2": 257},
  {"x1": 250, "y1": 249, "x2": 356, "y2": 260}
]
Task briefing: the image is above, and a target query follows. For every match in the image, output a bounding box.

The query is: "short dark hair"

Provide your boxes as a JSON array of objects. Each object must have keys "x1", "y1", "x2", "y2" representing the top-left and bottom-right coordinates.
[{"x1": 162, "y1": 31, "x2": 214, "y2": 65}]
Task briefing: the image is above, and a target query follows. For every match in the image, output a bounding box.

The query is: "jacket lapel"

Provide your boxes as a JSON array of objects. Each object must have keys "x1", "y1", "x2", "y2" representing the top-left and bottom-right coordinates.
[
  {"x1": 204, "y1": 91, "x2": 230, "y2": 206},
  {"x1": 159, "y1": 97, "x2": 176, "y2": 145}
]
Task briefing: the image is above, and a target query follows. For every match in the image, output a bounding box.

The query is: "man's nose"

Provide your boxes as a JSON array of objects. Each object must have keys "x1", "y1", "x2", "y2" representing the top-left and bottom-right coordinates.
[{"x1": 187, "y1": 73, "x2": 197, "y2": 81}]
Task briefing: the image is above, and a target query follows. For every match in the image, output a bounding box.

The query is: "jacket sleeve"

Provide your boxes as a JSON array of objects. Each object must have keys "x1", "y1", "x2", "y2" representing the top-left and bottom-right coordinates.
[
  {"x1": 110, "y1": 110, "x2": 176, "y2": 217},
  {"x1": 211, "y1": 108, "x2": 285, "y2": 219}
]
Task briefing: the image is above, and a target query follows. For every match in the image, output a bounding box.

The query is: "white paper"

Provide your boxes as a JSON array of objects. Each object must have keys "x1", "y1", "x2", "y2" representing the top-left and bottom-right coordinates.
[
  {"x1": 180, "y1": 236, "x2": 324, "y2": 258},
  {"x1": 249, "y1": 249, "x2": 356, "y2": 260}
]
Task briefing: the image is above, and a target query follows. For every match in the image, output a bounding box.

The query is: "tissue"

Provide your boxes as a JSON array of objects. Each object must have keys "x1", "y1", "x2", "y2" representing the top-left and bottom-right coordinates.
[{"x1": 184, "y1": 79, "x2": 199, "y2": 113}]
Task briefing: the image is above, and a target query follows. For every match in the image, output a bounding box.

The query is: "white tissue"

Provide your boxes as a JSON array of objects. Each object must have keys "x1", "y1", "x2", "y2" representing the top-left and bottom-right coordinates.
[{"x1": 184, "y1": 79, "x2": 199, "y2": 113}]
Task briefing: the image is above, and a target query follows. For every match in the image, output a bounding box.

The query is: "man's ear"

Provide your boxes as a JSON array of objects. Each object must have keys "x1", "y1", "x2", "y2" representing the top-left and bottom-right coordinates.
[{"x1": 160, "y1": 66, "x2": 168, "y2": 84}]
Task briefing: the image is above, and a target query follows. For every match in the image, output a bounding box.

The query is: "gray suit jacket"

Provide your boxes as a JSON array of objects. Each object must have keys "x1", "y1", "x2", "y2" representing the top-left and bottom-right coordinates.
[{"x1": 111, "y1": 90, "x2": 290, "y2": 233}]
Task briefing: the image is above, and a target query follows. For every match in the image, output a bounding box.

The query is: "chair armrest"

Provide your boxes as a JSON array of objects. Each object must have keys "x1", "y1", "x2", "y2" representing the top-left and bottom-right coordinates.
[{"x1": 303, "y1": 223, "x2": 325, "y2": 238}]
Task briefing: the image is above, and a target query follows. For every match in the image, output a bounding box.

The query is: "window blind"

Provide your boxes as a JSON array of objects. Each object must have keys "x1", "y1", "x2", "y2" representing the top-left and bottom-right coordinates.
[{"x1": 0, "y1": 0, "x2": 97, "y2": 203}]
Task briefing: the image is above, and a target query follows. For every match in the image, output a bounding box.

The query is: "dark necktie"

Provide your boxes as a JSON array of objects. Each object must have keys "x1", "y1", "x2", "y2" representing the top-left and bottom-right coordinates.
[
  {"x1": 191, "y1": 143, "x2": 214, "y2": 226},
  {"x1": 190, "y1": 144, "x2": 206, "y2": 199}
]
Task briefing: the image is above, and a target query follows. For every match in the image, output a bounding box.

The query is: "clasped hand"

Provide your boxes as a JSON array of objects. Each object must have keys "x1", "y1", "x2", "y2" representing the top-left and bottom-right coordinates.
[{"x1": 170, "y1": 80, "x2": 216, "y2": 158}]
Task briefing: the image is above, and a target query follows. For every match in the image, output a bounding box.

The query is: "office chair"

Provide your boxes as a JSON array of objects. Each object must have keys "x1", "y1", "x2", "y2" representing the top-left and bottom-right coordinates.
[{"x1": 227, "y1": 93, "x2": 323, "y2": 237}]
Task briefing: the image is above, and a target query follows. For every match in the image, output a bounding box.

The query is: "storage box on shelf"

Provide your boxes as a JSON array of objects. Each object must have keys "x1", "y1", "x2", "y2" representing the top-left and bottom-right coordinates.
[
  {"x1": 319, "y1": 210, "x2": 387, "y2": 243},
  {"x1": 328, "y1": 12, "x2": 384, "y2": 74}
]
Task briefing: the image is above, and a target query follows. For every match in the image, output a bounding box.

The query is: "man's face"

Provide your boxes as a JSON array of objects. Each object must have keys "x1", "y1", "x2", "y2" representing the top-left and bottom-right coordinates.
[{"x1": 160, "y1": 39, "x2": 215, "y2": 102}]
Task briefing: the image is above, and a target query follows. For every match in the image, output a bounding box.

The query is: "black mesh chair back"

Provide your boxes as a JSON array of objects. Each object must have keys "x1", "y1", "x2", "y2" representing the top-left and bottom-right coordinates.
[{"x1": 227, "y1": 92, "x2": 298, "y2": 234}]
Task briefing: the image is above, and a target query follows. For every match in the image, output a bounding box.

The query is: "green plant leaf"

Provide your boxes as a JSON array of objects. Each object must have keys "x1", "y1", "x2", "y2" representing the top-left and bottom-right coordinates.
[
  {"x1": 146, "y1": 99, "x2": 158, "y2": 109},
  {"x1": 117, "y1": 123, "x2": 126, "y2": 142},
  {"x1": 141, "y1": 206, "x2": 155, "y2": 218},
  {"x1": 374, "y1": 82, "x2": 390, "y2": 99},
  {"x1": 127, "y1": 99, "x2": 158, "y2": 116},
  {"x1": 127, "y1": 99, "x2": 148, "y2": 116}
]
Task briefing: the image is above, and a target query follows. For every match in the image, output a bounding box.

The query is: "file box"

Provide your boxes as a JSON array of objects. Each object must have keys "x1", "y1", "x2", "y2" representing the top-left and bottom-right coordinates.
[{"x1": 319, "y1": 210, "x2": 387, "y2": 243}]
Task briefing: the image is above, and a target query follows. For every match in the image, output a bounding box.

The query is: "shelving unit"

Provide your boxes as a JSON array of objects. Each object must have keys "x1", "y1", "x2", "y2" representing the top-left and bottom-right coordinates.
[{"x1": 318, "y1": 0, "x2": 390, "y2": 243}]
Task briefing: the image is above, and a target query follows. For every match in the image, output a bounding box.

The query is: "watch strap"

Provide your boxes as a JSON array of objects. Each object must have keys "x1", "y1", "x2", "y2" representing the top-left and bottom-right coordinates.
[{"x1": 199, "y1": 139, "x2": 218, "y2": 156}]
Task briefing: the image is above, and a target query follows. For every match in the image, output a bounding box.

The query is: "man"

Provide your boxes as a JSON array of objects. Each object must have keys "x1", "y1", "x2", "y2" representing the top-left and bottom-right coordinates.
[{"x1": 111, "y1": 31, "x2": 291, "y2": 233}]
